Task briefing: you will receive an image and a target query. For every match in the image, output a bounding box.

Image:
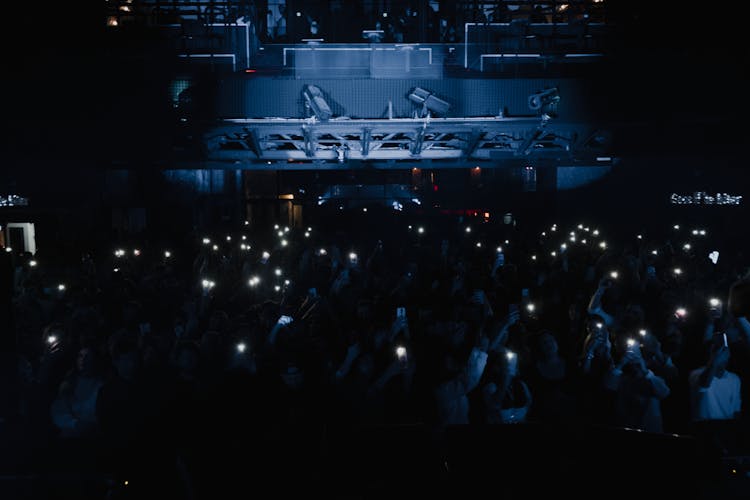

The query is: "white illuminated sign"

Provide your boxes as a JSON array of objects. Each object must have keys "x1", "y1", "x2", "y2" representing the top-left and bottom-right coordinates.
[{"x1": 670, "y1": 192, "x2": 742, "y2": 205}]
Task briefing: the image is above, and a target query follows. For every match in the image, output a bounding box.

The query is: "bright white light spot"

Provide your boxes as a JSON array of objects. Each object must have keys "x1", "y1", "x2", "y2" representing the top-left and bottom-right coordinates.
[
  {"x1": 236, "y1": 343, "x2": 246, "y2": 353},
  {"x1": 47, "y1": 335, "x2": 57, "y2": 344}
]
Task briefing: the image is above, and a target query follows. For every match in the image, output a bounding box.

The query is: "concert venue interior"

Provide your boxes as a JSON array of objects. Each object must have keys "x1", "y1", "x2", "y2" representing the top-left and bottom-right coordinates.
[{"x1": 1, "y1": 2, "x2": 749, "y2": 499}]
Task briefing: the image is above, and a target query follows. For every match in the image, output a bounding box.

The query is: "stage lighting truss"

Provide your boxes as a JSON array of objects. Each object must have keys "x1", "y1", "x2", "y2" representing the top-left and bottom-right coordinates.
[{"x1": 202, "y1": 115, "x2": 609, "y2": 167}]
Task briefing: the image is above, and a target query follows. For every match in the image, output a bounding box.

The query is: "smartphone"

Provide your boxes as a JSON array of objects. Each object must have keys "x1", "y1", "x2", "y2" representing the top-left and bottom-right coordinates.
[
  {"x1": 396, "y1": 345, "x2": 408, "y2": 367},
  {"x1": 506, "y1": 351, "x2": 518, "y2": 375},
  {"x1": 723, "y1": 333, "x2": 728, "y2": 347},
  {"x1": 396, "y1": 307, "x2": 406, "y2": 319},
  {"x1": 278, "y1": 315, "x2": 293, "y2": 325},
  {"x1": 625, "y1": 337, "x2": 637, "y2": 352}
]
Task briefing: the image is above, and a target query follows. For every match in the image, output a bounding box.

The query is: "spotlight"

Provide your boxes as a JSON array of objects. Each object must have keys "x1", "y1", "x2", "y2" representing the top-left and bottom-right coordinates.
[
  {"x1": 407, "y1": 87, "x2": 451, "y2": 116},
  {"x1": 303, "y1": 84, "x2": 332, "y2": 120}
]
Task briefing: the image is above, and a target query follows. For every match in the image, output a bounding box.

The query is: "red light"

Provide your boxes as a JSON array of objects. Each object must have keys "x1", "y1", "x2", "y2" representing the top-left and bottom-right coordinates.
[
  {"x1": 245, "y1": 69, "x2": 257, "y2": 73},
  {"x1": 433, "y1": 185, "x2": 438, "y2": 192}
]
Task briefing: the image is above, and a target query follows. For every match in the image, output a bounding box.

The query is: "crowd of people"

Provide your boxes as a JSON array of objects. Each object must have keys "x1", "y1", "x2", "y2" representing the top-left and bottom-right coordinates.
[{"x1": 2, "y1": 207, "x2": 749, "y2": 496}]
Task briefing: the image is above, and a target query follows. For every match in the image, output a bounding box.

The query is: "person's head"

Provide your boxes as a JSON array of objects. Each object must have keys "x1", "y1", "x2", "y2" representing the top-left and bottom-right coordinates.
[
  {"x1": 280, "y1": 361, "x2": 305, "y2": 389},
  {"x1": 76, "y1": 346, "x2": 98, "y2": 376},
  {"x1": 355, "y1": 352, "x2": 375, "y2": 379},
  {"x1": 536, "y1": 330, "x2": 559, "y2": 359},
  {"x1": 173, "y1": 341, "x2": 200, "y2": 380},
  {"x1": 111, "y1": 337, "x2": 140, "y2": 382}
]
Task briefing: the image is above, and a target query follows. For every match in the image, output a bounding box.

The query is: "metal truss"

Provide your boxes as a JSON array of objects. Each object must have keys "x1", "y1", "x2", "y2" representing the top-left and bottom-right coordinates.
[{"x1": 202, "y1": 116, "x2": 610, "y2": 166}]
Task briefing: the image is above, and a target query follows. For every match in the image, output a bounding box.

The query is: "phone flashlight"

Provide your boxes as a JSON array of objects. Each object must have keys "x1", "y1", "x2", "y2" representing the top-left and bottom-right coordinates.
[
  {"x1": 599, "y1": 241, "x2": 607, "y2": 249},
  {"x1": 675, "y1": 307, "x2": 687, "y2": 318},
  {"x1": 319, "y1": 248, "x2": 327, "y2": 256},
  {"x1": 226, "y1": 236, "x2": 232, "y2": 241},
  {"x1": 274, "y1": 268, "x2": 282, "y2": 276},
  {"x1": 476, "y1": 242, "x2": 482, "y2": 248},
  {"x1": 133, "y1": 249, "x2": 141, "y2": 257},
  {"x1": 506, "y1": 351, "x2": 516, "y2": 361},
  {"x1": 526, "y1": 303, "x2": 535, "y2": 313},
  {"x1": 57, "y1": 284, "x2": 66, "y2": 291},
  {"x1": 47, "y1": 335, "x2": 58, "y2": 345},
  {"x1": 673, "y1": 268, "x2": 682, "y2": 276},
  {"x1": 212, "y1": 245, "x2": 219, "y2": 251},
  {"x1": 639, "y1": 329, "x2": 647, "y2": 337},
  {"x1": 396, "y1": 346, "x2": 407, "y2": 360},
  {"x1": 304, "y1": 232, "x2": 310, "y2": 238},
  {"x1": 465, "y1": 227, "x2": 471, "y2": 233},
  {"x1": 202, "y1": 238, "x2": 210, "y2": 245},
  {"x1": 29, "y1": 260, "x2": 38, "y2": 267},
  {"x1": 709, "y1": 298, "x2": 721, "y2": 308},
  {"x1": 281, "y1": 239, "x2": 288, "y2": 247},
  {"x1": 418, "y1": 227, "x2": 425, "y2": 234},
  {"x1": 248, "y1": 276, "x2": 260, "y2": 287},
  {"x1": 609, "y1": 271, "x2": 618, "y2": 280},
  {"x1": 626, "y1": 338, "x2": 637, "y2": 350},
  {"x1": 349, "y1": 252, "x2": 358, "y2": 262}
]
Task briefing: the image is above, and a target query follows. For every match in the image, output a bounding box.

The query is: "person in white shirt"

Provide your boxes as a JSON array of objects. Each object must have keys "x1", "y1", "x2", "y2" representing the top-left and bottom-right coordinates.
[{"x1": 689, "y1": 342, "x2": 741, "y2": 422}]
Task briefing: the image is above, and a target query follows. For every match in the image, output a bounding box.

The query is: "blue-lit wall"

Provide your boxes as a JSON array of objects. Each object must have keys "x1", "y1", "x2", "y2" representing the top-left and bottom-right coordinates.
[
  {"x1": 217, "y1": 77, "x2": 597, "y2": 120},
  {"x1": 556, "y1": 166, "x2": 612, "y2": 190}
]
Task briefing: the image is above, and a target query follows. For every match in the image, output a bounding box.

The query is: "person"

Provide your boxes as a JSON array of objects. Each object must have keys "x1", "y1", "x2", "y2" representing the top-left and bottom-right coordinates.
[
  {"x1": 480, "y1": 348, "x2": 532, "y2": 424},
  {"x1": 689, "y1": 341, "x2": 741, "y2": 422},
  {"x1": 688, "y1": 338, "x2": 742, "y2": 455},
  {"x1": 527, "y1": 330, "x2": 576, "y2": 422},
  {"x1": 50, "y1": 345, "x2": 104, "y2": 439},
  {"x1": 604, "y1": 337, "x2": 671, "y2": 433},
  {"x1": 433, "y1": 340, "x2": 488, "y2": 427}
]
